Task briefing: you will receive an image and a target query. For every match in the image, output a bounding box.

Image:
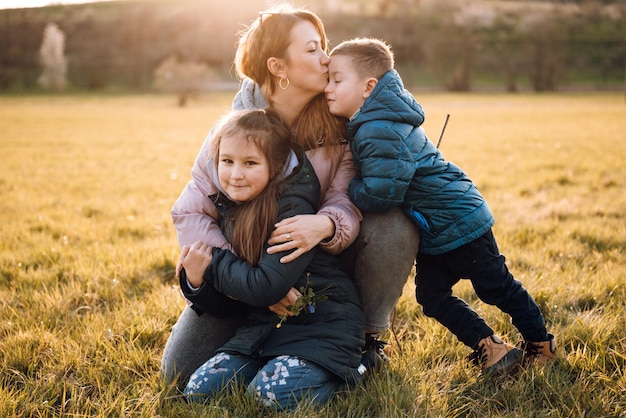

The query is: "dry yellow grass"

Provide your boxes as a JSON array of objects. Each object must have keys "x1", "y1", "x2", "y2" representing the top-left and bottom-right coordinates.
[{"x1": 0, "y1": 92, "x2": 624, "y2": 417}]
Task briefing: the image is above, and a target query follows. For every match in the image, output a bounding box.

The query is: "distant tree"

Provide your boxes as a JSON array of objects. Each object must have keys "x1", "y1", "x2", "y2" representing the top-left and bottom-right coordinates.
[
  {"x1": 569, "y1": 0, "x2": 626, "y2": 86},
  {"x1": 482, "y1": 11, "x2": 525, "y2": 92},
  {"x1": 522, "y1": 11, "x2": 568, "y2": 91},
  {"x1": 421, "y1": 0, "x2": 494, "y2": 91},
  {"x1": 38, "y1": 23, "x2": 67, "y2": 90},
  {"x1": 153, "y1": 55, "x2": 218, "y2": 106},
  {"x1": 68, "y1": 11, "x2": 115, "y2": 89}
]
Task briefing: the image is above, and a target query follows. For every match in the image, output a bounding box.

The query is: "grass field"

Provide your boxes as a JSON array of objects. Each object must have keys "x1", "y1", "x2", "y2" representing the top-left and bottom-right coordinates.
[{"x1": 0, "y1": 92, "x2": 624, "y2": 417}]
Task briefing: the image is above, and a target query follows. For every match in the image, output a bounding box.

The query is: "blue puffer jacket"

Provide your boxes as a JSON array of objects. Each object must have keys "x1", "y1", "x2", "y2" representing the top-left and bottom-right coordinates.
[{"x1": 347, "y1": 69, "x2": 494, "y2": 255}]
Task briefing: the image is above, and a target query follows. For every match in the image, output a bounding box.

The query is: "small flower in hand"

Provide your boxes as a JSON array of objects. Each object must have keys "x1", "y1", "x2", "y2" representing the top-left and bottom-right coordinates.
[{"x1": 276, "y1": 273, "x2": 327, "y2": 328}]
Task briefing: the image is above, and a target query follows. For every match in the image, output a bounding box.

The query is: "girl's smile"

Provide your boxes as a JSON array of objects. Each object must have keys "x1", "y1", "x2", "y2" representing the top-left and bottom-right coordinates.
[{"x1": 217, "y1": 135, "x2": 271, "y2": 203}]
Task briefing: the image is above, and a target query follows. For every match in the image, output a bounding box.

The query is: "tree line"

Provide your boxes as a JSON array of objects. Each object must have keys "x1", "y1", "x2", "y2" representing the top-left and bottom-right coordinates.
[{"x1": 0, "y1": 0, "x2": 623, "y2": 93}]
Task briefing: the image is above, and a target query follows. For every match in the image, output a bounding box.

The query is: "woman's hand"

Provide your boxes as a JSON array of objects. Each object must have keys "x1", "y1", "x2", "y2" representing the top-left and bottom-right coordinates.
[
  {"x1": 268, "y1": 287, "x2": 302, "y2": 316},
  {"x1": 179, "y1": 240, "x2": 213, "y2": 288},
  {"x1": 267, "y1": 214, "x2": 334, "y2": 263}
]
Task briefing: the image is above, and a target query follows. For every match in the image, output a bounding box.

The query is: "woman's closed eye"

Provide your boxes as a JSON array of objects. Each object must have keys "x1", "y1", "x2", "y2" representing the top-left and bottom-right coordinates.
[{"x1": 307, "y1": 41, "x2": 322, "y2": 54}]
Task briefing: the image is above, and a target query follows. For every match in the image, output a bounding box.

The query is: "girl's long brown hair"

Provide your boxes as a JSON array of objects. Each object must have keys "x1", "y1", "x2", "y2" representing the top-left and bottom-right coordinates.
[
  {"x1": 211, "y1": 109, "x2": 293, "y2": 266},
  {"x1": 234, "y1": 4, "x2": 347, "y2": 153}
]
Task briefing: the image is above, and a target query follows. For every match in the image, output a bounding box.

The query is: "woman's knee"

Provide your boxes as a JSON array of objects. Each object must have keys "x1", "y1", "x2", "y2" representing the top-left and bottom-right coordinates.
[
  {"x1": 161, "y1": 307, "x2": 246, "y2": 389},
  {"x1": 357, "y1": 209, "x2": 419, "y2": 276},
  {"x1": 361, "y1": 208, "x2": 420, "y2": 250}
]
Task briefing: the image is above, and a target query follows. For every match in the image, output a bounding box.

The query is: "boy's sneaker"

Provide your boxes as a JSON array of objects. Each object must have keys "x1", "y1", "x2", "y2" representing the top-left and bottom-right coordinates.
[
  {"x1": 520, "y1": 334, "x2": 556, "y2": 365},
  {"x1": 469, "y1": 335, "x2": 523, "y2": 374},
  {"x1": 360, "y1": 334, "x2": 389, "y2": 372}
]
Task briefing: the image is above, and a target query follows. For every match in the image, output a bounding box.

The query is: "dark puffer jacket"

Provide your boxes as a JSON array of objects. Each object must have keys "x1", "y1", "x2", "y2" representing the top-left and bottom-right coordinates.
[
  {"x1": 348, "y1": 69, "x2": 494, "y2": 255},
  {"x1": 180, "y1": 148, "x2": 364, "y2": 383}
]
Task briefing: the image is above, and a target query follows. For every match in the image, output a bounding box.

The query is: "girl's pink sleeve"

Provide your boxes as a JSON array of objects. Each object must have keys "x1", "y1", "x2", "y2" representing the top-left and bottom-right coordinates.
[{"x1": 170, "y1": 132, "x2": 233, "y2": 251}]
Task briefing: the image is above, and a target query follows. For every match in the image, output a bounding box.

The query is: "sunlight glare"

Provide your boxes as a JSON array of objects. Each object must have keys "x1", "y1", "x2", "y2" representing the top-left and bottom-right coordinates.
[{"x1": 0, "y1": 0, "x2": 113, "y2": 10}]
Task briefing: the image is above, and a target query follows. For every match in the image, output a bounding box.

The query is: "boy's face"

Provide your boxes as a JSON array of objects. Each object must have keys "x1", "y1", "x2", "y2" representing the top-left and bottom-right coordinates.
[{"x1": 325, "y1": 55, "x2": 374, "y2": 119}]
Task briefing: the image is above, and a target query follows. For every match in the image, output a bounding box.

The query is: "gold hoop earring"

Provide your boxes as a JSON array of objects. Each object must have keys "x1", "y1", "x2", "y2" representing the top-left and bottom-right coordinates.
[{"x1": 279, "y1": 77, "x2": 290, "y2": 90}]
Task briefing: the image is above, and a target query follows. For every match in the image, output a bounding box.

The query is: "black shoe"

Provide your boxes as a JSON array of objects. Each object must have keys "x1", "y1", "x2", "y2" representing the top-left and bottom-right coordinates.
[{"x1": 360, "y1": 334, "x2": 389, "y2": 372}]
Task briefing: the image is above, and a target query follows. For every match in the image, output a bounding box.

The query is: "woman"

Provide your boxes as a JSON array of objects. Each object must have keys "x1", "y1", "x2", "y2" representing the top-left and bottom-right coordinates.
[
  {"x1": 162, "y1": 4, "x2": 420, "y2": 388},
  {"x1": 178, "y1": 108, "x2": 364, "y2": 410}
]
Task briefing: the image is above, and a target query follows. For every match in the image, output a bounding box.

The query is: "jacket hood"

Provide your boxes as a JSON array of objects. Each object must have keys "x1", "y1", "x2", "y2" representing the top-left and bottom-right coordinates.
[
  {"x1": 232, "y1": 78, "x2": 269, "y2": 110},
  {"x1": 349, "y1": 69, "x2": 424, "y2": 136}
]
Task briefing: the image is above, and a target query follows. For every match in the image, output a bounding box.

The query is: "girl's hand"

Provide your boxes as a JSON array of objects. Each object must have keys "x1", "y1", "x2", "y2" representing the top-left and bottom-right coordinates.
[
  {"x1": 268, "y1": 287, "x2": 302, "y2": 316},
  {"x1": 267, "y1": 214, "x2": 334, "y2": 263},
  {"x1": 180, "y1": 240, "x2": 213, "y2": 288}
]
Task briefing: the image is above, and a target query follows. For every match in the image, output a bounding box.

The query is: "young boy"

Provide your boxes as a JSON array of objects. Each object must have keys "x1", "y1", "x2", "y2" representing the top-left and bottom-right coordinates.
[{"x1": 325, "y1": 38, "x2": 556, "y2": 374}]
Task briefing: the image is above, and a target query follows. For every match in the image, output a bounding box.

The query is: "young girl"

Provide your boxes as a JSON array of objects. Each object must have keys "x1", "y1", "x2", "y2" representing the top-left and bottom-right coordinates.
[{"x1": 177, "y1": 109, "x2": 365, "y2": 411}]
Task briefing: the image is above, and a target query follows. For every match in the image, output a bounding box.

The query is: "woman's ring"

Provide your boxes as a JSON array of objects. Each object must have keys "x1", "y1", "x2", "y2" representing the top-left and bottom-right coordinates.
[{"x1": 286, "y1": 232, "x2": 291, "y2": 241}]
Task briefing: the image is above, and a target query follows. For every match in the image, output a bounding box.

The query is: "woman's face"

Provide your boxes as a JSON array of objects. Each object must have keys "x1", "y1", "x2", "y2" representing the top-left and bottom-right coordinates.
[{"x1": 282, "y1": 20, "x2": 330, "y2": 96}]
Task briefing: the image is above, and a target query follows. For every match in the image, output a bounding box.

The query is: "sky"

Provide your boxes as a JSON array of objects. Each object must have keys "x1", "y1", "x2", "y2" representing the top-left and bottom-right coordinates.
[{"x1": 0, "y1": 0, "x2": 112, "y2": 9}]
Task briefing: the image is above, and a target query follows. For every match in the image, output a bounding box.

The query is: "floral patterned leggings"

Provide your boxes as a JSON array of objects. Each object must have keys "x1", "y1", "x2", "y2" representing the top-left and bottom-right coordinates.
[{"x1": 184, "y1": 352, "x2": 344, "y2": 411}]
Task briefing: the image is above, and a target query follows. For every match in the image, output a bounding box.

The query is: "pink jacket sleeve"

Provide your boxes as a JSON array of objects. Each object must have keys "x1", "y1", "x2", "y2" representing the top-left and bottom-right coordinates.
[
  {"x1": 306, "y1": 144, "x2": 362, "y2": 254},
  {"x1": 170, "y1": 131, "x2": 233, "y2": 250}
]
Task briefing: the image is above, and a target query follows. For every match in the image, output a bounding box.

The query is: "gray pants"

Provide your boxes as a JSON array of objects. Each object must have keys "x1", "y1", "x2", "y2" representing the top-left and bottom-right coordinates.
[{"x1": 161, "y1": 207, "x2": 419, "y2": 388}]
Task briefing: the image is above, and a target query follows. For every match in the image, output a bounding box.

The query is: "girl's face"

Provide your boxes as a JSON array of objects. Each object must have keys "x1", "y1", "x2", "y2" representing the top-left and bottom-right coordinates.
[
  {"x1": 217, "y1": 135, "x2": 271, "y2": 203},
  {"x1": 282, "y1": 20, "x2": 330, "y2": 96},
  {"x1": 325, "y1": 55, "x2": 371, "y2": 119}
]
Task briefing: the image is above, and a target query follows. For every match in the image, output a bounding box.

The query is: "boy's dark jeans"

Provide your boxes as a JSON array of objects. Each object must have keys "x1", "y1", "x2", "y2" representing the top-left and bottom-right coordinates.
[{"x1": 415, "y1": 229, "x2": 548, "y2": 349}]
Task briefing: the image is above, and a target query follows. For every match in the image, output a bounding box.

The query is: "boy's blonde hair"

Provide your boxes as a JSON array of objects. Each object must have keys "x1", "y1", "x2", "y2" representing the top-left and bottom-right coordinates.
[{"x1": 330, "y1": 38, "x2": 394, "y2": 81}]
